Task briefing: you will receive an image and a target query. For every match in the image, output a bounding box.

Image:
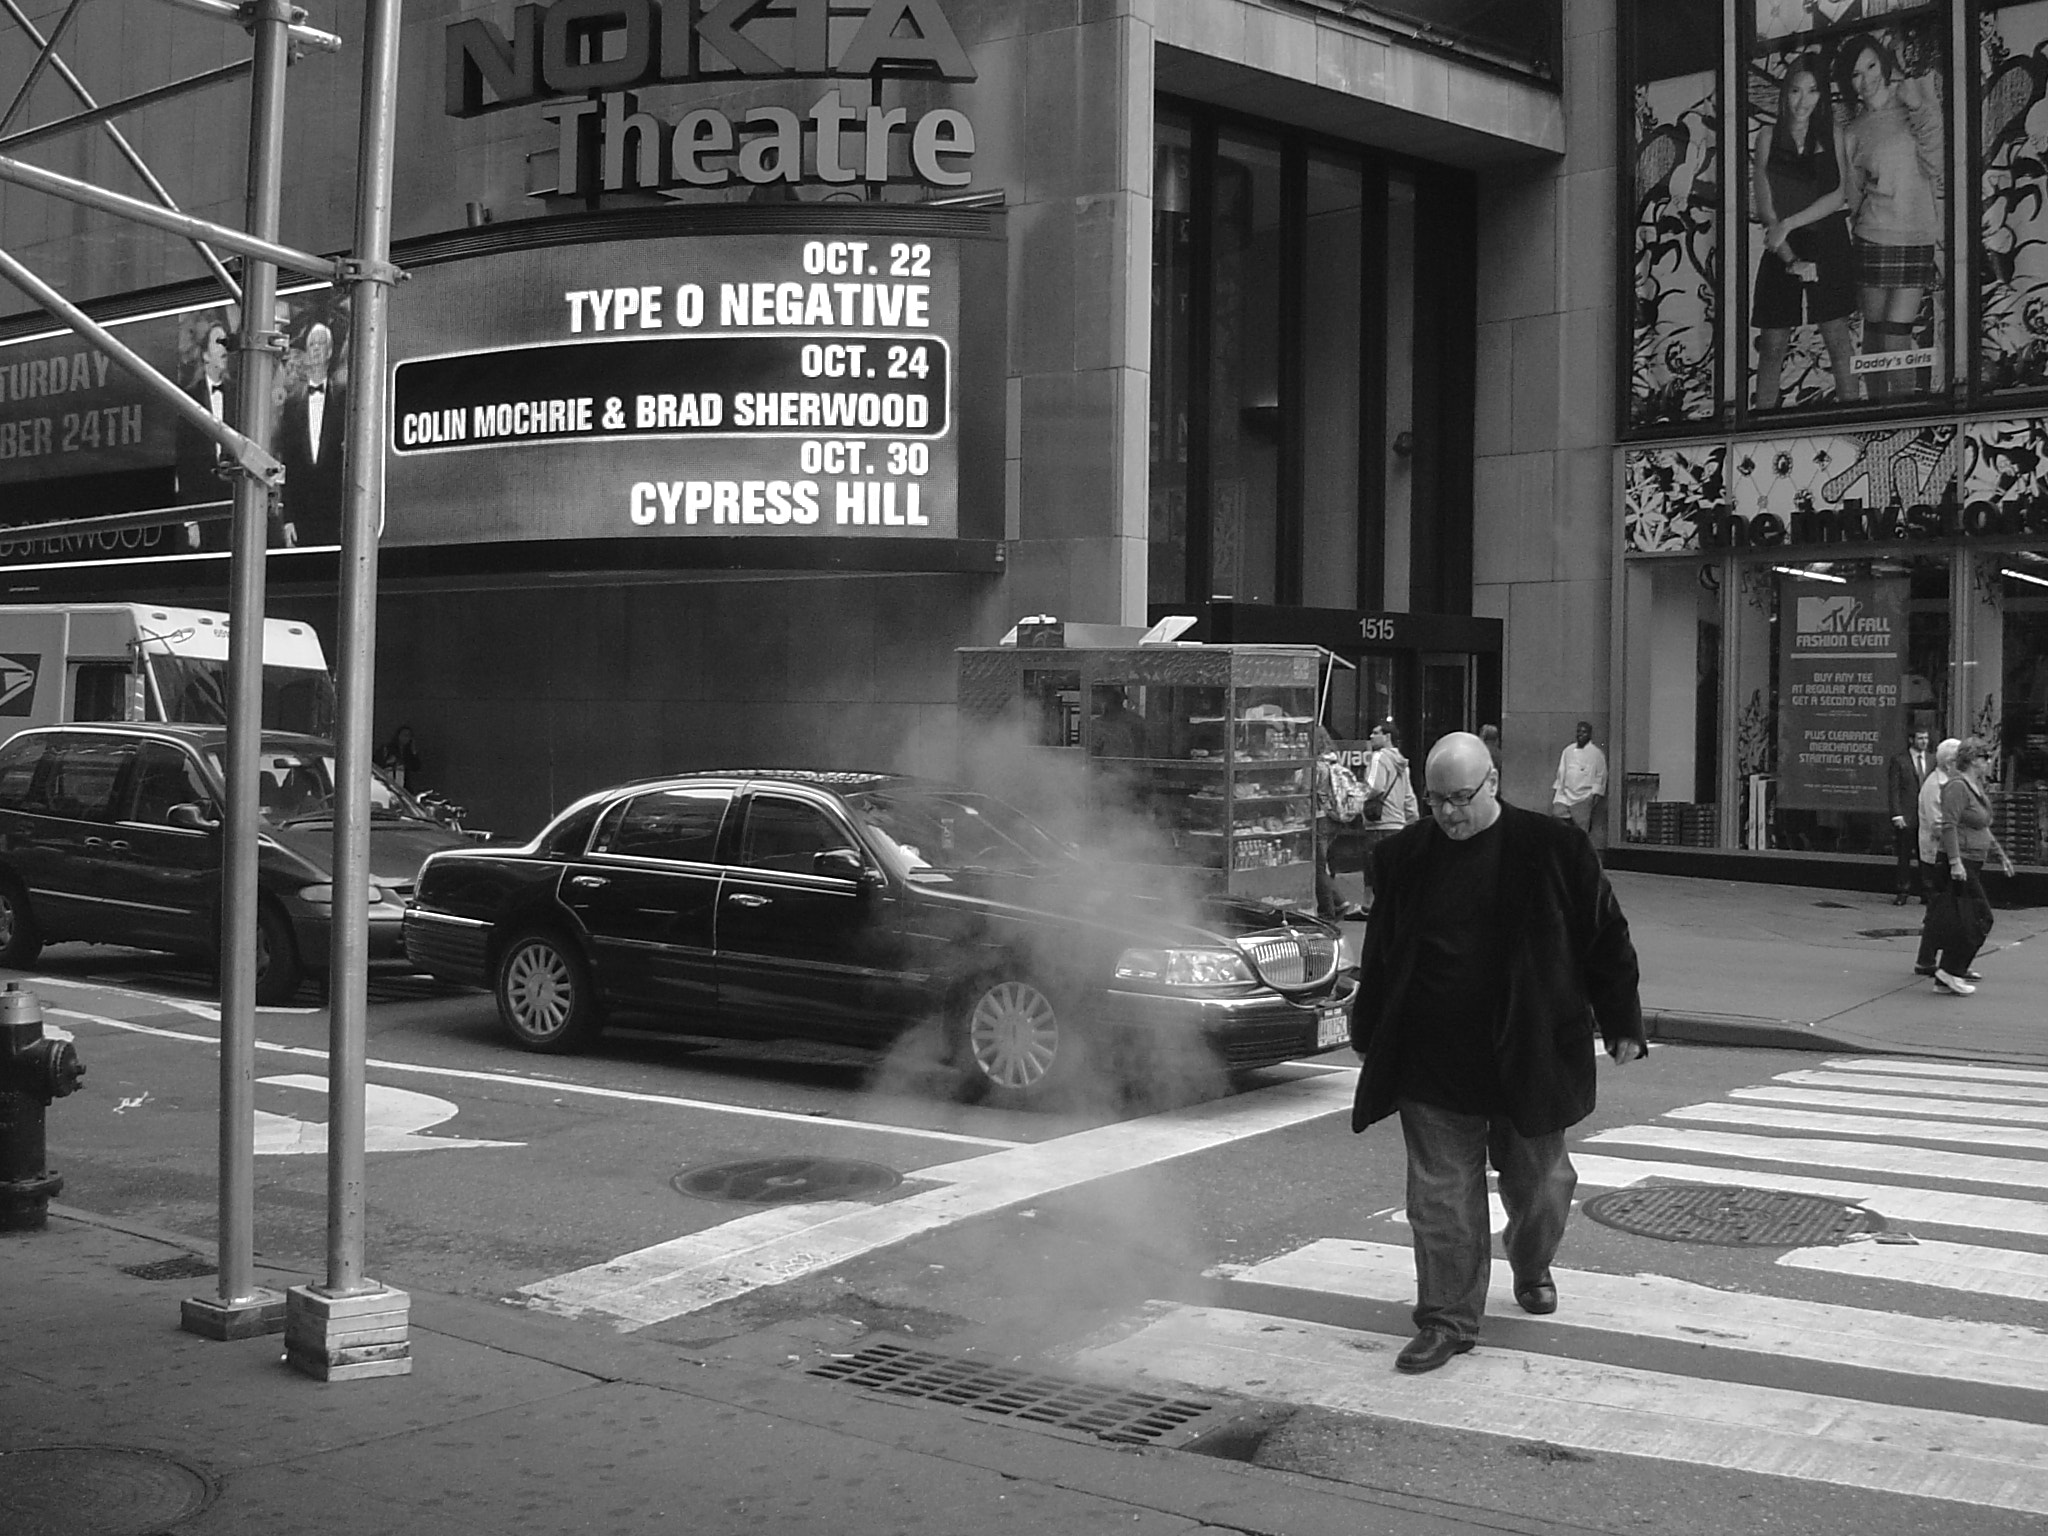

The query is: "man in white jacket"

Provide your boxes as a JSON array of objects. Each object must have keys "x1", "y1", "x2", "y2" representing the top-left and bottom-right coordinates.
[{"x1": 1551, "y1": 722, "x2": 1608, "y2": 839}]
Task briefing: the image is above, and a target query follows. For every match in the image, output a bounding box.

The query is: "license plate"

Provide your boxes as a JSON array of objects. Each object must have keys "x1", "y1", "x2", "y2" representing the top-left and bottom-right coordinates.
[{"x1": 1316, "y1": 1005, "x2": 1350, "y2": 1050}]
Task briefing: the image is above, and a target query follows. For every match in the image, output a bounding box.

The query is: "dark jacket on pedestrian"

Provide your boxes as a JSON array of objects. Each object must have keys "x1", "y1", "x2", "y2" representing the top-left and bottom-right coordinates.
[
  {"x1": 1886, "y1": 748, "x2": 1928, "y2": 827},
  {"x1": 1348, "y1": 801, "x2": 1645, "y2": 1138}
]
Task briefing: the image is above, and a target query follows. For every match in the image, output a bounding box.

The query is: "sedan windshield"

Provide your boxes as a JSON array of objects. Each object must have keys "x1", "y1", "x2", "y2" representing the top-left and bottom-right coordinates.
[
  {"x1": 846, "y1": 787, "x2": 1073, "y2": 876},
  {"x1": 206, "y1": 748, "x2": 429, "y2": 826}
]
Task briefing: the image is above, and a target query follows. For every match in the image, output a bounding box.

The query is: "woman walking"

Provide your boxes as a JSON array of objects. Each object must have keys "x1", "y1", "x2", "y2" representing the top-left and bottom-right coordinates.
[{"x1": 1932, "y1": 736, "x2": 2016, "y2": 997}]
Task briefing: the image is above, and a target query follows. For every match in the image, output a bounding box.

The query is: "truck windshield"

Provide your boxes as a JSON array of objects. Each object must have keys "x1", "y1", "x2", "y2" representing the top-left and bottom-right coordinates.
[{"x1": 149, "y1": 656, "x2": 338, "y2": 737}]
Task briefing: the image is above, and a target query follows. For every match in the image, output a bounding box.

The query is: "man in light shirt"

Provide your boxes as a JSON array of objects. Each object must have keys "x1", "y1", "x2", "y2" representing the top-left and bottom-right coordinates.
[{"x1": 1550, "y1": 721, "x2": 1607, "y2": 839}]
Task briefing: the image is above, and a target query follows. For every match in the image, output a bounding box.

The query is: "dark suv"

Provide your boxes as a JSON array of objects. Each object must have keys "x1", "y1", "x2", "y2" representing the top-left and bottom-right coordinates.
[
  {"x1": 0, "y1": 724, "x2": 470, "y2": 1002},
  {"x1": 404, "y1": 770, "x2": 1358, "y2": 1107}
]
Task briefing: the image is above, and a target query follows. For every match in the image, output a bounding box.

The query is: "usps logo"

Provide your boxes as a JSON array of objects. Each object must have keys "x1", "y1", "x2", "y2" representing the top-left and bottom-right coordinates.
[{"x1": 0, "y1": 654, "x2": 40, "y2": 715}]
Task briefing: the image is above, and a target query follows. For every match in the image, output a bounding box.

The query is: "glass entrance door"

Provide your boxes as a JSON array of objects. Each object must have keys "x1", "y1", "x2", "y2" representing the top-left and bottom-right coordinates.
[{"x1": 1419, "y1": 654, "x2": 1473, "y2": 752}]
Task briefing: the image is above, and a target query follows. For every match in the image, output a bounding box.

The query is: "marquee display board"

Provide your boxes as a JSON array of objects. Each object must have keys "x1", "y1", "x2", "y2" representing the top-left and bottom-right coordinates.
[{"x1": 384, "y1": 210, "x2": 1003, "y2": 552}]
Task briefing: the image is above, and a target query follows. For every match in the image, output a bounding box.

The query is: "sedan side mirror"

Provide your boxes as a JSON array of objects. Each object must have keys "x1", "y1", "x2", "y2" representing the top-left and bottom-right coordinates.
[
  {"x1": 168, "y1": 802, "x2": 220, "y2": 832},
  {"x1": 813, "y1": 848, "x2": 872, "y2": 884}
]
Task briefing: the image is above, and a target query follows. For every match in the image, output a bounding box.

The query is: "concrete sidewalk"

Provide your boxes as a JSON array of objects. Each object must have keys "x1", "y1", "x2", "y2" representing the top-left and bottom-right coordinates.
[{"x1": 1611, "y1": 869, "x2": 2048, "y2": 1065}]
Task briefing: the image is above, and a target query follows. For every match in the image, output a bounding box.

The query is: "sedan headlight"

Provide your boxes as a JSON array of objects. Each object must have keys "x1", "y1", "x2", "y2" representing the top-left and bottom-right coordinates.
[
  {"x1": 1114, "y1": 947, "x2": 1256, "y2": 988},
  {"x1": 297, "y1": 883, "x2": 391, "y2": 907}
]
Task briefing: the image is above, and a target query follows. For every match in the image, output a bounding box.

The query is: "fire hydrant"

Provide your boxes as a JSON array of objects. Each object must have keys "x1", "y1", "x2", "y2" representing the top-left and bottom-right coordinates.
[{"x1": 0, "y1": 984, "x2": 84, "y2": 1232}]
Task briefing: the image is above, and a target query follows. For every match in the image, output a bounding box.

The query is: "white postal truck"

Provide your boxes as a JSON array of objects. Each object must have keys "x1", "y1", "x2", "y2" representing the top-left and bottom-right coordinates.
[{"x1": 0, "y1": 603, "x2": 336, "y2": 747}]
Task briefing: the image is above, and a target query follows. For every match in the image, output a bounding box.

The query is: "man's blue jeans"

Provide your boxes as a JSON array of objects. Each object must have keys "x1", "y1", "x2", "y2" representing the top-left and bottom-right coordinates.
[{"x1": 1397, "y1": 1098, "x2": 1577, "y2": 1339}]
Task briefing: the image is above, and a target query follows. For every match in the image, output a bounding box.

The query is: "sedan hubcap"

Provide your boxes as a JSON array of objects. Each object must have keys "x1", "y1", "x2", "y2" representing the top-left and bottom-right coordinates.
[
  {"x1": 507, "y1": 945, "x2": 573, "y2": 1036},
  {"x1": 968, "y1": 982, "x2": 1059, "y2": 1088}
]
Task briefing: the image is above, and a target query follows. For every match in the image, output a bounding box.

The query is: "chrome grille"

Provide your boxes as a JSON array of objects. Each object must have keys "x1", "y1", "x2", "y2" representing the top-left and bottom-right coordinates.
[{"x1": 1241, "y1": 930, "x2": 1338, "y2": 989}]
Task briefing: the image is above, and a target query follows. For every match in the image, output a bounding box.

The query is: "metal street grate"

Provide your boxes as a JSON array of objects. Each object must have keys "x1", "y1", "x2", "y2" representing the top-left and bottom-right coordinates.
[
  {"x1": 119, "y1": 1255, "x2": 217, "y2": 1281},
  {"x1": 674, "y1": 1157, "x2": 902, "y2": 1204},
  {"x1": 809, "y1": 1341, "x2": 1215, "y2": 1444},
  {"x1": 1583, "y1": 1185, "x2": 1882, "y2": 1246}
]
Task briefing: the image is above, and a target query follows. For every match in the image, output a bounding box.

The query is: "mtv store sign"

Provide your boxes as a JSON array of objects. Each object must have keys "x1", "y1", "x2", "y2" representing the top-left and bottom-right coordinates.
[{"x1": 446, "y1": 0, "x2": 981, "y2": 196}]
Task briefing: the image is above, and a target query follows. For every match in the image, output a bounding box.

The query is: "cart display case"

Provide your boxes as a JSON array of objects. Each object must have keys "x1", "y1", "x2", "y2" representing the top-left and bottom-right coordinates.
[{"x1": 957, "y1": 642, "x2": 1322, "y2": 907}]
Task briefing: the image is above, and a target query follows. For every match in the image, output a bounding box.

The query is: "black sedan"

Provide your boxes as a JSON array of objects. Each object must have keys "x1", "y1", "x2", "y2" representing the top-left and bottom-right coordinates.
[{"x1": 402, "y1": 771, "x2": 1356, "y2": 1107}]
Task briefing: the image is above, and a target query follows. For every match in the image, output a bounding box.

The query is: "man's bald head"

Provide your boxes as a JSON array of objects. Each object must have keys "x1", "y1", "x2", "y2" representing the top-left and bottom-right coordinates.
[{"x1": 1424, "y1": 731, "x2": 1502, "y2": 840}]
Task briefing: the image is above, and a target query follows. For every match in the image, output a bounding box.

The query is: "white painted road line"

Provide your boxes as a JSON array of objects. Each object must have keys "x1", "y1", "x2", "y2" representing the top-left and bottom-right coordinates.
[
  {"x1": 1073, "y1": 1304, "x2": 2048, "y2": 1516},
  {"x1": 1822, "y1": 1057, "x2": 2048, "y2": 1088},
  {"x1": 1216, "y1": 1238, "x2": 2048, "y2": 1393},
  {"x1": 1734, "y1": 1085, "x2": 2048, "y2": 1126},
  {"x1": 43, "y1": 1007, "x2": 1022, "y2": 1151},
  {"x1": 1668, "y1": 1101, "x2": 2048, "y2": 1152},
  {"x1": 516, "y1": 1068, "x2": 1360, "y2": 1331},
  {"x1": 1570, "y1": 1152, "x2": 2048, "y2": 1237},
  {"x1": 1582, "y1": 1124, "x2": 2048, "y2": 1189},
  {"x1": 1780, "y1": 1238, "x2": 2048, "y2": 1302},
  {"x1": 1776, "y1": 1069, "x2": 2048, "y2": 1106}
]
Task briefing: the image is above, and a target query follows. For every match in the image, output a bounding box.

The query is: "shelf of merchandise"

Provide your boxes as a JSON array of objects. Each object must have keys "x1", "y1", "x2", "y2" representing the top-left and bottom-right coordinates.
[{"x1": 956, "y1": 642, "x2": 1323, "y2": 908}]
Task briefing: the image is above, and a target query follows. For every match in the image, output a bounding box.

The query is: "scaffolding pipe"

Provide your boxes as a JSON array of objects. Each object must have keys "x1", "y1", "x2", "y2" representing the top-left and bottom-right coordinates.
[
  {"x1": 0, "y1": 0, "x2": 89, "y2": 135},
  {"x1": 0, "y1": 0, "x2": 241, "y2": 300},
  {"x1": 323, "y1": 0, "x2": 404, "y2": 1299},
  {"x1": 146, "y1": 0, "x2": 342, "y2": 53},
  {"x1": 0, "y1": 151, "x2": 338, "y2": 280},
  {"x1": 210, "y1": 0, "x2": 295, "y2": 1318},
  {"x1": 0, "y1": 246, "x2": 280, "y2": 480},
  {"x1": 0, "y1": 61, "x2": 256, "y2": 155}
]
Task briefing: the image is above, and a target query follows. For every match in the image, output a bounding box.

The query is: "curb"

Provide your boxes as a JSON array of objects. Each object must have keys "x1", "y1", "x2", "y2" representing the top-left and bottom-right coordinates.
[{"x1": 1644, "y1": 1009, "x2": 1869, "y2": 1054}]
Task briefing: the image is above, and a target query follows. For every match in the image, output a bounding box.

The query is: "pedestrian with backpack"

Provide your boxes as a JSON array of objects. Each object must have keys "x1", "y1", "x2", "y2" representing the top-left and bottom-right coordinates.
[{"x1": 1315, "y1": 727, "x2": 1370, "y2": 921}]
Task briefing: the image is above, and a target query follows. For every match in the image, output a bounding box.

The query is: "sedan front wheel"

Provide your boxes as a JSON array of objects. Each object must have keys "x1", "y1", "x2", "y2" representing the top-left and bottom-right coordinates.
[
  {"x1": 955, "y1": 978, "x2": 1082, "y2": 1110},
  {"x1": 496, "y1": 931, "x2": 603, "y2": 1053}
]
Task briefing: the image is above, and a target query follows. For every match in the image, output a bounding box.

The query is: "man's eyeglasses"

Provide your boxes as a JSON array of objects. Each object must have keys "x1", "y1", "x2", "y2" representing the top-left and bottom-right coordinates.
[{"x1": 1424, "y1": 776, "x2": 1493, "y2": 811}]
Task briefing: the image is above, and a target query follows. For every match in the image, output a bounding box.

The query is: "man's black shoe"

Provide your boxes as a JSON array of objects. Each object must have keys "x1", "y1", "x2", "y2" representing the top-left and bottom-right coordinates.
[
  {"x1": 1514, "y1": 1274, "x2": 1558, "y2": 1315},
  {"x1": 1395, "y1": 1328, "x2": 1473, "y2": 1374}
]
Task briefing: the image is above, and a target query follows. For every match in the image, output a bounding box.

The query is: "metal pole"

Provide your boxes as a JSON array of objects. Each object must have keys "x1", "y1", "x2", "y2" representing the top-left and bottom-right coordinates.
[
  {"x1": 0, "y1": 0, "x2": 243, "y2": 301},
  {"x1": 0, "y1": 62, "x2": 258, "y2": 155},
  {"x1": 325, "y1": 0, "x2": 403, "y2": 1299},
  {"x1": 0, "y1": 247, "x2": 280, "y2": 480},
  {"x1": 143, "y1": 0, "x2": 343, "y2": 53},
  {"x1": 0, "y1": 0, "x2": 89, "y2": 135},
  {"x1": 213, "y1": 0, "x2": 292, "y2": 1325},
  {"x1": 0, "y1": 153, "x2": 339, "y2": 280}
]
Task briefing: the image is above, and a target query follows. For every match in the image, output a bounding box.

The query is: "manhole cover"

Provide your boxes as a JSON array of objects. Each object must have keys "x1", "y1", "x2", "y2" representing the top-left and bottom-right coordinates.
[
  {"x1": 673, "y1": 1157, "x2": 901, "y2": 1204},
  {"x1": 1857, "y1": 927, "x2": 1922, "y2": 940},
  {"x1": 0, "y1": 1446, "x2": 214, "y2": 1535},
  {"x1": 1582, "y1": 1185, "x2": 1883, "y2": 1246},
  {"x1": 810, "y1": 1340, "x2": 1216, "y2": 1445},
  {"x1": 120, "y1": 1255, "x2": 216, "y2": 1282}
]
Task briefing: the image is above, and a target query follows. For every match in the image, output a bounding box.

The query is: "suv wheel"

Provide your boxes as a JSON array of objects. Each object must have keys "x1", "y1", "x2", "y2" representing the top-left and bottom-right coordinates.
[
  {"x1": 496, "y1": 931, "x2": 602, "y2": 1053},
  {"x1": 0, "y1": 875, "x2": 43, "y2": 967},
  {"x1": 254, "y1": 901, "x2": 305, "y2": 1006}
]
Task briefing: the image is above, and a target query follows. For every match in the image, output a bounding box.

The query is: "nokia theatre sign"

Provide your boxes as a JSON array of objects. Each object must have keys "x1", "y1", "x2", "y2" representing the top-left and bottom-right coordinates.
[{"x1": 446, "y1": 0, "x2": 980, "y2": 195}]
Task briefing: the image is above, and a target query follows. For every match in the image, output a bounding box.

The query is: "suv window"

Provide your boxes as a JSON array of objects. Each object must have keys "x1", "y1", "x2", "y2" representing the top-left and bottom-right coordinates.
[
  {"x1": 737, "y1": 795, "x2": 858, "y2": 873},
  {"x1": 0, "y1": 736, "x2": 45, "y2": 807},
  {"x1": 125, "y1": 742, "x2": 212, "y2": 827},
  {"x1": 593, "y1": 788, "x2": 730, "y2": 863},
  {"x1": 30, "y1": 737, "x2": 132, "y2": 821}
]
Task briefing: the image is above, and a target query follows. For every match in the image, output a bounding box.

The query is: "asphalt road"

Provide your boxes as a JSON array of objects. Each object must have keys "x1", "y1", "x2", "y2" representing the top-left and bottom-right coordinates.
[{"x1": 23, "y1": 943, "x2": 2048, "y2": 1536}]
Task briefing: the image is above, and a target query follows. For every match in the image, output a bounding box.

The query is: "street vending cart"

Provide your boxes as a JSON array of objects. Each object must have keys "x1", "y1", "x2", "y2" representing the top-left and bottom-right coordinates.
[{"x1": 956, "y1": 635, "x2": 1323, "y2": 909}]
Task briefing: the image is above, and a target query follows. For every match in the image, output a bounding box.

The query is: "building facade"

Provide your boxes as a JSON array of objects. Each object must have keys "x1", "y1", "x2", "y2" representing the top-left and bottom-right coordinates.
[
  {"x1": 0, "y1": 1, "x2": 1612, "y2": 844},
  {"x1": 1621, "y1": 0, "x2": 2048, "y2": 883}
]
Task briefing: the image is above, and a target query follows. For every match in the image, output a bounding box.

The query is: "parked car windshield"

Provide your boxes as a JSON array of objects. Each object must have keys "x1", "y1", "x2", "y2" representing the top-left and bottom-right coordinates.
[
  {"x1": 846, "y1": 786, "x2": 1073, "y2": 876},
  {"x1": 204, "y1": 747, "x2": 430, "y2": 826}
]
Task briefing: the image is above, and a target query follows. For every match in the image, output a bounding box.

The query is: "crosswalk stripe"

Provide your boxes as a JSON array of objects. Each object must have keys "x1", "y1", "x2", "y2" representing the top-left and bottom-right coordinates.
[
  {"x1": 1583, "y1": 1125, "x2": 2048, "y2": 1188},
  {"x1": 1570, "y1": 1152, "x2": 2048, "y2": 1236},
  {"x1": 1073, "y1": 1304, "x2": 2048, "y2": 1515},
  {"x1": 1217, "y1": 1239, "x2": 2048, "y2": 1392},
  {"x1": 515, "y1": 1068, "x2": 1358, "y2": 1329},
  {"x1": 1781, "y1": 1238, "x2": 2048, "y2": 1302},
  {"x1": 1824, "y1": 1058, "x2": 2048, "y2": 1088},
  {"x1": 1668, "y1": 1101, "x2": 2048, "y2": 1151},
  {"x1": 1778, "y1": 1069, "x2": 2048, "y2": 1106},
  {"x1": 1735, "y1": 1085, "x2": 2048, "y2": 1126}
]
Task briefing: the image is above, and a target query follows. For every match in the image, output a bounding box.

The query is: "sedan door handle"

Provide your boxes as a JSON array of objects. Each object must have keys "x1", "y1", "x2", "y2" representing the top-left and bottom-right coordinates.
[
  {"x1": 569, "y1": 875, "x2": 609, "y2": 890},
  {"x1": 726, "y1": 893, "x2": 771, "y2": 908}
]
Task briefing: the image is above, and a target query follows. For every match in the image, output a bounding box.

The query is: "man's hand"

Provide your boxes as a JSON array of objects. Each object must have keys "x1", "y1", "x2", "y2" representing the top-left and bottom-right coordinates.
[
  {"x1": 1892, "y1": 815, "x2": 1907, "y2": 829},
  {"x1": 1607, "y1": 1037, "x2": 1649, "y2": 1064}
]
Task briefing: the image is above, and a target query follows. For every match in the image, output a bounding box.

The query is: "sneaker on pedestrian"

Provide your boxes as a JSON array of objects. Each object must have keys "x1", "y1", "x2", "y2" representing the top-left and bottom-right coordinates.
[{"x1": 1933, "y1": 969, "x2": 1976, "y2": 996}]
